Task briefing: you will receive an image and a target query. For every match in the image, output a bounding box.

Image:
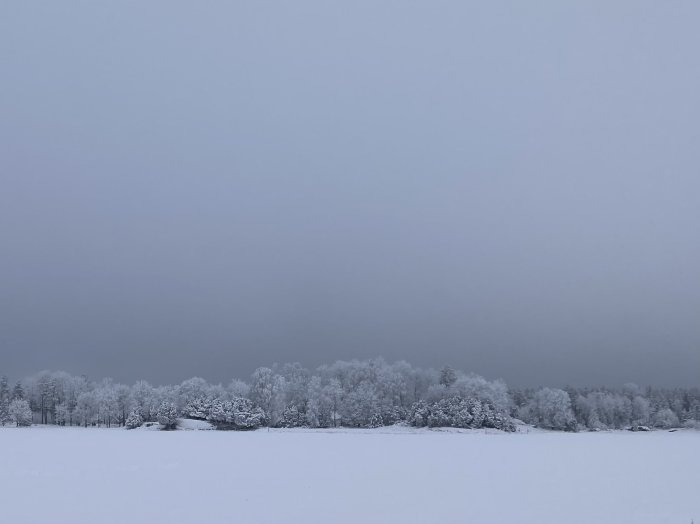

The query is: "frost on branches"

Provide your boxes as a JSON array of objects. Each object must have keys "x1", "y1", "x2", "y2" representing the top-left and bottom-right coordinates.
[
  {"x1": 206, "y1": 398, "x2": 265, "y2": 430},
  {"x1": 9, "y1": 399, "x2": 32, "y2": 427},
  {"x1": 1, "y1": 361, "x2": 698, "y2": 433},
  {"x1": 410, "y1": 397, "x2": 515, "y2": 432},
  {"x1": 125, "y1": 409, "x2": 144, "y2": 429},
  {"x1": 156, "y1": 401, "x2": 178, "y2": 430}
]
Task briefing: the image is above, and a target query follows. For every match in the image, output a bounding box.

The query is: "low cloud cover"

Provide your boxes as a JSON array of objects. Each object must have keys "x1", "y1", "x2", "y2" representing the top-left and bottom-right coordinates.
[{"x1": 1, "y1": 1, "x2": 699, "y2": 387}]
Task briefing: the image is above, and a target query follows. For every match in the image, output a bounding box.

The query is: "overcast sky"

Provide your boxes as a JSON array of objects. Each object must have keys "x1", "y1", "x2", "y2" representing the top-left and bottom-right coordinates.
[{"x1": 1, "y1": 1, "x2": 699, "y2": 387}]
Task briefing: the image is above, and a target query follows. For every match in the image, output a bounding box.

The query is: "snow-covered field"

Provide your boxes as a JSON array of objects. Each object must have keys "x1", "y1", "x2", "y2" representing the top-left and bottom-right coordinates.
[{"x1": 0, "y1": 425, "x2": 697, "y2": 524}]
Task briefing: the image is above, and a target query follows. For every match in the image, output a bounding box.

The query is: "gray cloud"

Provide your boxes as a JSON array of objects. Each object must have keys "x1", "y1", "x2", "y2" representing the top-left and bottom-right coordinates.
[{"x1": 1, "y1": 1, "x2": 699, "y2": 387}]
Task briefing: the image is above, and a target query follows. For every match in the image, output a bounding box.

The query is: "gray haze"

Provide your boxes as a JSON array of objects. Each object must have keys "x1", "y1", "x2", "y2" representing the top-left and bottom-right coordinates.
[{"x1": 2, "y1": 1, "x2": 699, "y2": 388}]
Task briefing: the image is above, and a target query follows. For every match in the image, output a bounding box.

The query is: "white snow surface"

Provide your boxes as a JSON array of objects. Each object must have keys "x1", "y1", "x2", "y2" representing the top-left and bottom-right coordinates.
[
  {"x1": 0, "y1": 425, "x2": 697, "y2": 524},
  {"x1": 175, "y1": 418, "x2": 215, "y2": 431}
]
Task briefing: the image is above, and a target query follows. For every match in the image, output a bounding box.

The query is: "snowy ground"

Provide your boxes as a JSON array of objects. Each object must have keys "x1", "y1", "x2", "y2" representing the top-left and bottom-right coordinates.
[{"x1": 0, "y1": 425, "x2": 697, "y2": 524}]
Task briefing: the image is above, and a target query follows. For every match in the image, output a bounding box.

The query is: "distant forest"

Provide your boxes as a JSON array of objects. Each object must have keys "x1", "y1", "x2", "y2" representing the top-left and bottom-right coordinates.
[{"x1": 2, "y1": 359, "x2": 699, "y2": 432}]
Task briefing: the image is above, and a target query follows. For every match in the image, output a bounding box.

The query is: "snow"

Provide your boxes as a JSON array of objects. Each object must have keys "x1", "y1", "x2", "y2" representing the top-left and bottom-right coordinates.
[
  {"x1": 0, "y1": 426, "x2": 697, "y2": 524},
  {"x1": 175, "y1": 418, "x2": 214, "y2": 431}
]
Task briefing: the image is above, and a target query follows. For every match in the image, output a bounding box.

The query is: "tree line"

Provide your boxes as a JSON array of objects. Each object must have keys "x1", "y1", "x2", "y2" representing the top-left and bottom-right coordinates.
[{"x1": 1, "y1": 359, "x2": 698, "y2": 432}]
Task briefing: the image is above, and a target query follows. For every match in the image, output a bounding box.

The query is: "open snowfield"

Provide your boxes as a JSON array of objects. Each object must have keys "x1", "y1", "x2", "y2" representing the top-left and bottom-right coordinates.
[{"x1": 1, "y1": 426, "x2": 697, "y2": 524}]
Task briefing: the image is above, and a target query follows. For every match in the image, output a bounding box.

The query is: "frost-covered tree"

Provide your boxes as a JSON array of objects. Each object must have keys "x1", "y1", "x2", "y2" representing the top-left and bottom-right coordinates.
[
  {"x1": 227, "y1": 379, "x2": 250, "y2": 399},
  {"x1": 177, "y1": 377, "x2": 210, "y2": 413},
  {"x1": 249, "y1": 367, "x2": 285, "y2": 426},
  {"x1": 439, "y1": 366, "x2": 457, "y2": 387},
  {"x1": 156, "y1": 401, "x2": 178, "y2": 430},
  {"x1": 112, "y1": 384, "x2": 132, "y2": 426},
  {"x1": 409, "y1": 396, "x2": 514, "y2": 431},
  {"x1": 521, "y1": 388, "x2": 577, "y2": 431},
  {"x1": 63, "y1": 374, "x2": 89, "y2": 426},
  {"x1": 25, "y1": 372, "x2": 57, "y2": 424},
  {"x1": 341, "y1": 382, "x2": 382, "y2": 428},
  {"x1": 376, "y1": 364, "x2": 408, "y2": 421},
  {"x1": 280, "y1": 405, "x2": 305, "y2": 428},
  {"x1": 631, "y1": 396, "x2": 651, "y2": 426},
  {"x1": 9, "y1": 398, "x2": 32, "y2": 427},
  {"x1": 12, "y1": 381, "x2": 25, "y2": 400},
  {"x1": 125, "y1": 409, "x2": 144, "y2": 429},
  {"x1": 185, "y1": 397, "x2": 212, "y2": 420},
  {"x1": 7, "y1": 360, "x2": 699, "y2": 432},
  {"x1": 96, "y1": 380, "x2": 120, "y2": 427},
  {"x1": 278, "y1": 362, "x2": 310, "y2": 417},
  {"x1": 206, "y1": 397, "x2": 265, "y2": 430},
  {"x1": 131, "y1": 381, "x2": 157, "y2": 422},
  {"x1": 54, "y1": 403, "x2": 69, "y2": 426},
  {"x1": 0, "y1": 399, "x2": 9, "y2": 426},
  {"x1": 451, "y1": 374, "x2": 511, "y2": 415},
  {"x1": 305, "y1": 376, "x2": 331, "y2": 428},
  {"x1": 652, "y1": 408, "x2": 680, "y2": 429},
  {"x1": 0, "y1": 376, "x2": 9, "y2": 400},
  {"x1": 76, "y1": 390, "x2": 97, "y2": 427},
  {"x1": 0, "y1": 376, "x2": 10, "y2": 426}
]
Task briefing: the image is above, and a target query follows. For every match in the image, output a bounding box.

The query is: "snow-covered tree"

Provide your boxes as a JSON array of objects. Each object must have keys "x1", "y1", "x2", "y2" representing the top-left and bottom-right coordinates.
[
  {"x1": 96, "y1": 380, "x2": 120, "y2": 427},
  {"x1": 184, "y1": 397, "x2": 212, "y2": 420},
  {"x1": 249, "y1": 367, "x2": 285, "y2": 426},
  {"x1": 131, "y1": 381, "x2": 157, "y2": 422},
  {"x1": 652, "y1": 407, "x2": 680, "y2": 429},
  {"x1": 156, "y1": 401, "x2": 179, "y2": 430},
  {"x1": 324, "y1": 378, "x2": 343, "y2": 427},
  {"x1": 280, "y1": 405, "x2": 305, "y2": 427},
  {"x1": 631, "y1": 396, "x2": 651, "y2": 426},
  {"x1": 227, "y1": 379, "x2": 250, "y2": 399},
  {"x1": 305, "y1": 376, "x2": 330, "y2": 427},
  {"x1": 76, "y1": 390, "x2": 97, "y2": 427},
  {"x1": 278, "y1": 362, "x2": 310, "y2": 415},
  {"x1": 341, "y1": 382, "x2": 382, "y2": 428},
  {"x1": 6, "y1": 360, "x2": 698, "y2": 432},
  {"x1": 409, "y1": 396, "x2": 515, "y2": 431},
  {"x1": 125, "y1": 409, "x2": 144, "y2": 429},
  {"x1": 0, "y1": 376, "x2": 10, "y2": 426},
  {"x1": 9, "y1": 398, "x2": 32, "y2": 427},
  {"x1": 12, "y1": 381, "x2": 25, "y2": 400},
  {"x1": 521, "y1": 388, "x2": 577, "y2": 431},
  {"x1": 177, "y1": 377, "x2": 210, "y2": 413},
  {"x1": 206, "y1": 397, "x2": 265, "y2": 430},
  {"x1": 54, "y1": 403, "x2": 69, "y2": 426},
  {"x1": 439, "y1": 366, "x2": 457, "y2": 387},
  {"x1": 0, "y1": 399, "x2": 9, "y2": 426}
]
